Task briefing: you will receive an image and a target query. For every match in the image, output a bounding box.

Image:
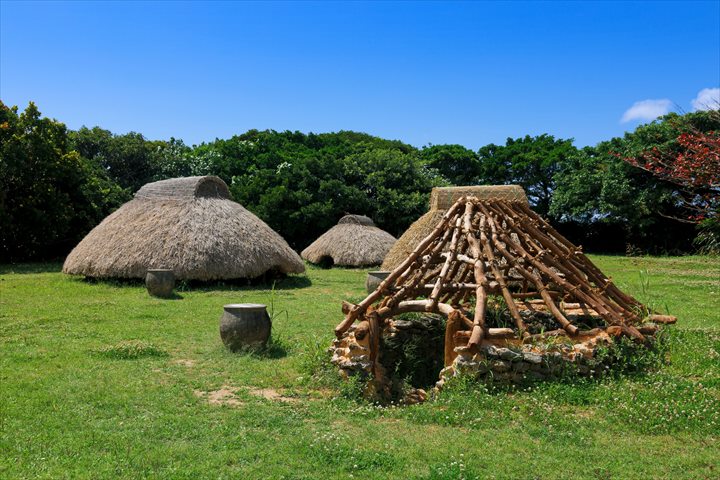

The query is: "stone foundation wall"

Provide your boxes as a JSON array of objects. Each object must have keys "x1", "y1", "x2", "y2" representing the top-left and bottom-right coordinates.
[
  {"x1": 330, "y1": 324, "x2": 373, "y2": 378},
  {"x1": 331, "y1": 317, "x2": 658, "y2": 401}
]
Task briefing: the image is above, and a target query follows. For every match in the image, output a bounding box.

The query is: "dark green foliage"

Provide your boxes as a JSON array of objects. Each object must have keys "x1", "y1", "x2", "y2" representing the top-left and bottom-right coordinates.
[
  {"x1": 476, "y1": 134, "x2": 577, "y2": 216},
  {"x1": 0, "y1": 102, "x2": 128, "y2": 261},
  {"x1": 299, "y1": 335, "x2": 342, "y2": 387},
  {"x1": 420, "y1": 144, "x2": 481, "y2": 186},
  {"x1": 70, "y1": 128, "x2": 194, "y2": 192},
  {"x1": 71, "y1": 127, "x2": 157, "y2": 192},
  {"x1": 591, "y1": 332, "x2": 670, "y2": 377},
  {"x1": 2, "y1": 100, "x2": 716, "y2": 260},
  {"x1": 190, "y1": 130, "x2": 446, "y2": 249},
  {"x1": 694, "y1": 218, "x2": 720, "y2": 255},
  {"x1": 551, "y1": 110, "x2": 720, "y2": 253}
]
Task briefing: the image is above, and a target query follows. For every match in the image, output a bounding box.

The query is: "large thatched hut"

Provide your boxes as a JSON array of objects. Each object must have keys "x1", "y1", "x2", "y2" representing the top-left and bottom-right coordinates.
[
  {"x1": 301, "y1": 214, "x2": 396, "y2": 267},
  {"x1": 381, "y1": 185, "x2": 528, "y2": 270},
  {"x1": 63, "y1": 176, "x2": 305, "y2": 280}
]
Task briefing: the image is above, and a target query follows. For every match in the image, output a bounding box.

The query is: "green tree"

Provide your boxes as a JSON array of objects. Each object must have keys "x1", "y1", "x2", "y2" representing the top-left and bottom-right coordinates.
[
  {"x1": 550, "y1": 111, "x2": 719, "y2": 252},
  {"x1": 0, "y1": 102, "x2": 127, "y2": 261},
  {"x1": 70, "y1": 127, "x2": 159, "y2": 192},
  {"x1": 186, "y1": 130, "x2": 444, "y2": 248},
  {"x1": 420, "y1": 144, "x2": 481, "y2": 185},
  {"x1": 150, "y1": 137, "x2": 194, "y2": 179},
  {"x1": 476, "y1": 134, "x2": 577, "y2": 216}
]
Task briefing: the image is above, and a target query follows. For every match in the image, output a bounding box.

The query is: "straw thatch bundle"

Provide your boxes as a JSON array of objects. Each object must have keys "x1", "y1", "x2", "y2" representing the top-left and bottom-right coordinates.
[
  {"x1": 382, "y1": 185, "x2": 528, "y2": 270},
  {"x1": 63, "y1": 176, "x2": 305, "y2": 280},
  {"x1": 301, "y1": 214, "x2": 396, "y2": 267}
]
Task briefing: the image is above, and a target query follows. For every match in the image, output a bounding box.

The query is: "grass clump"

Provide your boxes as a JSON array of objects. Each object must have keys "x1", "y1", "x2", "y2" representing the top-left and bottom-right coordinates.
[
  {"x1": 93, "y1": 340, "x2": 169, "y2": 359},
  {"x1": 419, "y1": 457, "x2": 480, "y2": 480},
  {"x1": 227, "y1": 334, "x2": 290, "y2": 359},
  {"x1": 299, "y1": 335, "x2": 340, "y2": 387}
]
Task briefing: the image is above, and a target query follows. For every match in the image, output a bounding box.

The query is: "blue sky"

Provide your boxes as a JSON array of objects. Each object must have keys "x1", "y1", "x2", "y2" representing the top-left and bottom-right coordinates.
[{"x1": 1, "y1": 1, "x2": 718, "y2": 148}]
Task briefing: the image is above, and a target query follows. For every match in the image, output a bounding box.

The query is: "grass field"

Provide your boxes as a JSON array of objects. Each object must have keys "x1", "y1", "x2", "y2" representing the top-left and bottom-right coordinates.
[{"x1": 1, "y1": 255, "x2": 719, "y2": 479}]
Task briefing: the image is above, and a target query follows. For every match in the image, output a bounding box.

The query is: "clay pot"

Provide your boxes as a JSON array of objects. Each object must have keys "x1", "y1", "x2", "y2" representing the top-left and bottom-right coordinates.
[
  {"x1": 145, "y1": 269, "x2": 175, "y2": 298},
  {"x1": 220, "y1": 303, "x2": 271, "y2": 351},
  {"x1": 366, "y1": 271, "x2": 390, "y2": 293}
]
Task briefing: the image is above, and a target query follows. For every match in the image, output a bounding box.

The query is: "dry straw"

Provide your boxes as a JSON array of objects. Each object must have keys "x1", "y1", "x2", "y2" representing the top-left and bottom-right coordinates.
[
  {"x1": 63, "y1": 176, "x2": 305, "y2": 280},
  {"x1": 381, "y1": 185, "x2": 528, "y2": 270},
  {"x1": 301, "y1": 214, "x2": 396, "y2": 267}
]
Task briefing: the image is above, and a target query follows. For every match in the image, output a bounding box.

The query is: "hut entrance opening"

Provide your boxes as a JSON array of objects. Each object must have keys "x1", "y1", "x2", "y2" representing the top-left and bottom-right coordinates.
[
  {"x1": 317, "y1": 255, "x2": 335, "y2": 269},
  {"x1": 378, "y1": 313, "x2": 446, "y2": 395}
]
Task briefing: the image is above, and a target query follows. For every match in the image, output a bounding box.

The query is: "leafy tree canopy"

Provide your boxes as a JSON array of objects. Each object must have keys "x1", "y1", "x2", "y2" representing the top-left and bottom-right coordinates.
[
  {"x1": 184, "y1": 130, "x2": 445, "y2": 249},
  {"x1": 476, "y1": 134, "x2": 577, "y2": 216},
  {"x1": 0, "y1": 102, "x2": 127, "y2": 261},
  {"x1": 550, "y1": 111, "x2": 719, "y2": 252},
  {"x1": 420, "y1": 144, "x2": 481, "y2": 186}
]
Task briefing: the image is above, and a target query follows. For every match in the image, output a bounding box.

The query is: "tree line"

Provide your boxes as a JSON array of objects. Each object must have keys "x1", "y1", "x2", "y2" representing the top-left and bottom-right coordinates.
[{"x1": 1, "y1": 100, "x2": 717, "y2": 262}]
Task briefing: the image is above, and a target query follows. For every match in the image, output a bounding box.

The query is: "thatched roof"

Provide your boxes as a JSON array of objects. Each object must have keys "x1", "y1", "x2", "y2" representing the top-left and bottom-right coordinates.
[
  {"x1": 382, "y1": 185, "x2": 528, "y2": 270},
  {"x1": 301, "y1": 214, "x2": 396, "y2": 267},
  {"x1": 337, "y1": 214, "x2": 375, "y2": 226},
  {"x1": 429, "y1": 185, "x2": 527, "y2": 209},
  {"x1": 63, "y1": 176, "x2": 305, "y2": 280}
]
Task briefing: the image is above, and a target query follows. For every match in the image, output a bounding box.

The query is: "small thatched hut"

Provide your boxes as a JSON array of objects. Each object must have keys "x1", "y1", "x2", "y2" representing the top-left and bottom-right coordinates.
[
  {"x1": 381, "y1": 185, "x2": 528, "y2": 270},
  {"x1": 301, "y1": 214, "x2": 396, "y2": 267},
  {"x1": 63, "y1": 176, "x2": 305, "y2": 280}
]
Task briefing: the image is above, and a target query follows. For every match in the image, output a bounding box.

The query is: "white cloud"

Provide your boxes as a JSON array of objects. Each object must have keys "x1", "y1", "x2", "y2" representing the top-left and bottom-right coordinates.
[
  {"x1": 691, "y1": 87, "x2": 720, "y2": 111},
  {"x1": 621, "y1": 99, "x2": 672, "y2": 123}
]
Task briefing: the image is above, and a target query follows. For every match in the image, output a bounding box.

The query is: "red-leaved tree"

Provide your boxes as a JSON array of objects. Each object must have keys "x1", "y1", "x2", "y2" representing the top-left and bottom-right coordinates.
[{"x1": 617, "y1": 110, "x2": 720, "y2": 223}]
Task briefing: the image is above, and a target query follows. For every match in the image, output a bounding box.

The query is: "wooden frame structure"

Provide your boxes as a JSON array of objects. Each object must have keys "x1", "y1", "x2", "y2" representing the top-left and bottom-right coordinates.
[{"x1": 335, "y1": 196, "x2": 676, "y2": 373}]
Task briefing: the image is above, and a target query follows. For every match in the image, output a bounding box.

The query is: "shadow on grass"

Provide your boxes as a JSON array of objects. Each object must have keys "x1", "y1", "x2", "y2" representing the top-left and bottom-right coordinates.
[
  {"x1": 0, "y1": 263, "x2": 63, "y2": 275},
  {"x1": 2, "y1": 262, "x2": 312, "y2": 290},
  {"x1": 226, "y1": 335, "x2": 289, "y2": 360},
  {"x1": 182, "y1": 274, "x2": 312, "y2": 291},
  {"x1": 73, "y1": 273, "x2": 312, "y2": 292}
]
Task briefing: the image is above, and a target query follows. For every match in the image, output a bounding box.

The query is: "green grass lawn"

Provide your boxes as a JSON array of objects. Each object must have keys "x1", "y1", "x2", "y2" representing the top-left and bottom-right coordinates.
[{"x1": 1, "y1": 255, "x2": 719, "y2": 479}]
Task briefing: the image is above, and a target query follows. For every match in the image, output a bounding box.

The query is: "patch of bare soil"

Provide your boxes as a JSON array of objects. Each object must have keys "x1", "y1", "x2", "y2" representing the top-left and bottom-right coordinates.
[
  {"x1": 248, "y1": 387, "x2": 298, "y2": 403},
  {"x1": 174, "y1": 359, "x2": 196, "y2": 367},
  {"x1": 194, "y1": 385, "x2": 243, "y2": 407}
]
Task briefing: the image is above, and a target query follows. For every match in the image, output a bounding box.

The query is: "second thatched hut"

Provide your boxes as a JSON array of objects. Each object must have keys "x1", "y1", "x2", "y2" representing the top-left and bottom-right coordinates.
[{"x1": 301, "y1": 215, "x2": 396, "y2": 267}]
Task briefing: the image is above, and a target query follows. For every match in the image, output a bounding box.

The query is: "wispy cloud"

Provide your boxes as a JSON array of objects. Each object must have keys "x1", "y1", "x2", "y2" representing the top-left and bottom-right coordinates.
[
  {"x1": 621, "y1": 99, "x2": 672, "y2": 123},
  {"x1": 691, "y1": 87, "x2": 720, "y2": 111}
]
